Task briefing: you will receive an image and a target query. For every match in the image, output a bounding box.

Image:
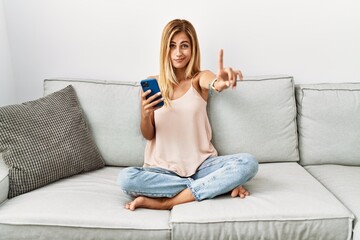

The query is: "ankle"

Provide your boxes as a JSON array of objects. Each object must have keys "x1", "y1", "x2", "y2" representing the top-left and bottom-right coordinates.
[{"x1": 162, "y1": 198, "x2": 174, "y2": 210}]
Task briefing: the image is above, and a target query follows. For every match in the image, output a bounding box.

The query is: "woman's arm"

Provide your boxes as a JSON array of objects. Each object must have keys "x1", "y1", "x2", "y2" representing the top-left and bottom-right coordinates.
[
  {"x1": 199, "y1": 70, "x2": 216, "y2": 91},
  {"x1": 140, "y1": 96, "x2": 155, "y2": 140}
]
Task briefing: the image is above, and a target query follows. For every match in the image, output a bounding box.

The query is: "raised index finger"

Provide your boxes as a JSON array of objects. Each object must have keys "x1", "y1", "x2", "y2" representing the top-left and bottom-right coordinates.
[{"x1": 218, "y1": 49, "x2": 224, "y2": 71}]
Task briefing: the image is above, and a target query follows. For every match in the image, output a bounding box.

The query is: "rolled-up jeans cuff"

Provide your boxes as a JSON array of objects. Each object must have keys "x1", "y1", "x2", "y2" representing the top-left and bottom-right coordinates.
[{"x1": 187, "y1": 178, "x2": 201, "y2": 201}]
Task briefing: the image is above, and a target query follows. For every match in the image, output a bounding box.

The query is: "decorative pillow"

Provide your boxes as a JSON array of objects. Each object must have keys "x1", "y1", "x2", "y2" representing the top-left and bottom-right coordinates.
[{"x1": 0, "y1": 85, "x2": 105, "y2": 198}]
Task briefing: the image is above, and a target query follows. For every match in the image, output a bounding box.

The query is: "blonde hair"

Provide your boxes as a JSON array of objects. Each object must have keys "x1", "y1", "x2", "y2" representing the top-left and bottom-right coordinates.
[{"x1": 159, "y1": 19, "x2": 201, "y2": 107}]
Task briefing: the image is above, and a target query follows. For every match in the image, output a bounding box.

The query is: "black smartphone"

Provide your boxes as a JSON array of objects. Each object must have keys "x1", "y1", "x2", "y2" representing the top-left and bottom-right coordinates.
[{"x1": 140, "y1": 78, "x2": 164, "y2": 108}]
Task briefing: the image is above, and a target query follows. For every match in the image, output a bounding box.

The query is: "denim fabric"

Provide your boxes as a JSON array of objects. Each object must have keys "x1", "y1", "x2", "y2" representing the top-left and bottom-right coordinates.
[{"x1": 117, "y1": 153, "x2": 258, "y2": 201}]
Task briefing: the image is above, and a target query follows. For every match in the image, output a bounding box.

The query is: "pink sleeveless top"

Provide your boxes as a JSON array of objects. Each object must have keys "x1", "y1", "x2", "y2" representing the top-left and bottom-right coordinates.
[{"x1": 143, "y1": 83, "x2": 218, "y2": 177}]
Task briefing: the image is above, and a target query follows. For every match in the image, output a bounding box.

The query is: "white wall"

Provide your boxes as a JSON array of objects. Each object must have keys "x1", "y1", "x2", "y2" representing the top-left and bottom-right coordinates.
[
  {"x1": 0, "y1": 0, "x2": 15, "y2": 106},
  {"x1": 3, "y1": 0, "x2": 360, "y2": 103}
]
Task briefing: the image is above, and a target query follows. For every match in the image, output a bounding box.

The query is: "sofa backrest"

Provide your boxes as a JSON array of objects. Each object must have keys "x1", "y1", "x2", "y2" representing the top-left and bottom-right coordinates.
[
  {"x1": 296, "y1": 83, "x2": 360, "y2": 166},
  {"x1": 208, "y1": 76, "x2": 299, "y2": 162},
  {"x1": 44, "y1": 79, "x2": 146, "y2": 167},
  {"x1": 44, "y1": 76, "x2": 299, "y2": 166}
]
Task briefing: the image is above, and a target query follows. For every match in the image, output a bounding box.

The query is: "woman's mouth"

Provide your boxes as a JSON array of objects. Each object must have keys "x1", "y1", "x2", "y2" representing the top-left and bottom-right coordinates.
[{"x1": 174, "y1": 58, "x2": 185, "y2": 62}]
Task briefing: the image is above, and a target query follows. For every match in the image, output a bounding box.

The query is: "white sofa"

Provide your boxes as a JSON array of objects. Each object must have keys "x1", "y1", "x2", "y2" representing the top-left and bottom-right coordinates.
[{"x1": 0, "y1": 76, "x2": 359, "y2": 240}]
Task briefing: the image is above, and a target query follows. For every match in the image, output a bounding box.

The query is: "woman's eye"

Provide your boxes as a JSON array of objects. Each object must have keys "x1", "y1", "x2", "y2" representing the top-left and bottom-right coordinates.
[
  {"x1": 181, "y1": 44, "x2": 189, "y2": 49},
  {"x1": 170, "y1": 44, "x2": 176, "y2": 49}
]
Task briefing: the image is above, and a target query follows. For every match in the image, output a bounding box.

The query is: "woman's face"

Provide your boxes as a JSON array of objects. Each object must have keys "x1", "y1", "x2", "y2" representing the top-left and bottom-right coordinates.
[{"x1": 169, "y1": 31, "x2": 192, "y2": 70}]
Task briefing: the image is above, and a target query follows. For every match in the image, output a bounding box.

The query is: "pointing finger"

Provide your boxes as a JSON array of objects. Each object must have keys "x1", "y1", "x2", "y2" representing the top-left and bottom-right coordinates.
[{"x1": 218, "y1": 49, "x2": 224, "y2": 72}]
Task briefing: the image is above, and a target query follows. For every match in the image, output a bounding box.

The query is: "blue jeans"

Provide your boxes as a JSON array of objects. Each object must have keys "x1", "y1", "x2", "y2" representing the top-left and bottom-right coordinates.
[{"x1": 117, "y1": 153, "x2": 258, "y2": 201}]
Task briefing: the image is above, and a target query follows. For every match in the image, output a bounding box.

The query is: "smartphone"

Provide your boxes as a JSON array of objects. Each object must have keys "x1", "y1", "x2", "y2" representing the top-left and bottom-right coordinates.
[{"x1": 140, "y1": 78, "x2": 164, "y2": 108}]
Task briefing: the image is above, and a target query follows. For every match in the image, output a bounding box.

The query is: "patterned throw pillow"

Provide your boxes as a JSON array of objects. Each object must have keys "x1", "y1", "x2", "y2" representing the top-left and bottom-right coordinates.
[{"x1": 0, "y1": 85, "x2": 105, "y2": 198}]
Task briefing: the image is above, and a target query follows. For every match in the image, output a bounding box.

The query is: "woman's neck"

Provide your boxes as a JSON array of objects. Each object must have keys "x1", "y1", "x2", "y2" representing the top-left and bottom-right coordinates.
[{"x1": 174, "y1": 69, "x2": 187, "y2": 83}]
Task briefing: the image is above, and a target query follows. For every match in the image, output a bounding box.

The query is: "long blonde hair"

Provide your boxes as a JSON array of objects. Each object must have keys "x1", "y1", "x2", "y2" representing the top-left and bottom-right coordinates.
[{"x1": 159, "y1": 19, "x2": 201, "y2": 107}]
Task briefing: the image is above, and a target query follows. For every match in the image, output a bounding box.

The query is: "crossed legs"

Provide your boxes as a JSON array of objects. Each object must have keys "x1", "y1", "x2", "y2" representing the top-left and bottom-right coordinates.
[
  {"x1": 118, "y1": 153, "x2": 258, "y2": 211},
  {"x1": 125, "y1": 186, "x2": 250, "y2": 211}
]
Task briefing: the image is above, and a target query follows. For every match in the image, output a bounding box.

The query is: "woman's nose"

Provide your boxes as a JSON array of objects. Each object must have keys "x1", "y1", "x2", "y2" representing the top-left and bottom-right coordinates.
[{"x1": 175, "y1": 47, "x2": 182, "y2": 56}]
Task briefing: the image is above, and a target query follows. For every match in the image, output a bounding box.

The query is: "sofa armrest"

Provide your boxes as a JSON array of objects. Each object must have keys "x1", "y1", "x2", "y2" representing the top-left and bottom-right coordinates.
[{"x1": 0, "y1": 155, "x2": 9, "y2": 204}]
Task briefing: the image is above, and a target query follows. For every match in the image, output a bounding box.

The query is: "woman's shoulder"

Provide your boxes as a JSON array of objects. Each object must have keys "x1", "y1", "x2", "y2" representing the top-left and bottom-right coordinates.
[
  {"x1": 193, "y1": 70, "x2": 213, "y2": 81},
  {"x1": 200, "y1": 70, "x2": 214, "y2": 75},
  {"x1": 194, "y1": 70, "x2": 216, "y2": 86}
]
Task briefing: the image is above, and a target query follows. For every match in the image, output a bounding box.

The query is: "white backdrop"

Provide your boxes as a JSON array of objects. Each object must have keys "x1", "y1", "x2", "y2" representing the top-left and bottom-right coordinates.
[
  {"x1": 0, "y1": 0, "x2": 14, "y2": 106},
  {"x1": 1, "y1": 0, "x2": 360, "y2": 104}
]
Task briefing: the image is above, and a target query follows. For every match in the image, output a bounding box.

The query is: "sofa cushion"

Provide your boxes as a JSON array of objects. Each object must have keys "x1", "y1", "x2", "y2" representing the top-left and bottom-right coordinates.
[
  {"x1": 208, "y1": 76, "x2": 299, "y2": 162},
  {"x1": 0, "y1": 85, "x2": 105, "y2": 198},
  {"x1": 354, "y1": 223, "x2": 360, "y2": 240},
  {"x1": 0, "y1": 154, "x2": 9, "y2": 204},
  {"x1": 0, "y1": 167, "x2": 170, "y2": 240},
  {"x1": 170, "y1": 162, "x2": 354, "y2": 240},
  {"x1": 44, "y1": 76, "x2": 299, "y2": 166},
  {"x1": 44, "y1": 79, "x2": 146, "y2": 167},
  {"x1": 296, "y1": 83, "x2": 360, "y2": 165},
  {"x1": 305, "y1": 165, "x2": 360, "y2": 236}
]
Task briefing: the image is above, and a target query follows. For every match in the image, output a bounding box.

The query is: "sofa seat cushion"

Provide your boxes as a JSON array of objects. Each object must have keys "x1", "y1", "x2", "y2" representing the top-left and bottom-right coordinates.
[
  {"x1": 170, "y1": 162, "x2": 354, "y2": 240},
  {"x1": 305, "y1": 165, "x2": 360, "y2": 237},
  {"x1": 0, "y1": 167, "x2": 170, "y2": 240}
]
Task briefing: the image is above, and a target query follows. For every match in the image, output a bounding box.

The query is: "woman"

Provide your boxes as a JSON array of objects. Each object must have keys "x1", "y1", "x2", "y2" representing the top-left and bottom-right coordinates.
[{"x1": 118, "y1": 19, "x2": 258, "y2": 211}]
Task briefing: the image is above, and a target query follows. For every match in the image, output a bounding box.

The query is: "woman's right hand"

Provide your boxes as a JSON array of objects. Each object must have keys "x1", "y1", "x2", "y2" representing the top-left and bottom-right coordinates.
[
  {"x1": 140, "y1": 90, "x2": 162, "y2": 140},
  {"x1": 141, "y1": 90, "x2": 163, "y2": 118}
]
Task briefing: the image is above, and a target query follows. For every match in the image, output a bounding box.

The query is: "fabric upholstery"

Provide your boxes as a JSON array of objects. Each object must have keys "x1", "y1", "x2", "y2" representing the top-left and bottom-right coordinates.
[
  {"x1": 208, "y1": 76, "x2": 299, "y2": 163},
  {"x1": 296, "y1": 83, "x2": 360, "y2": 165},
  {"x1": 170, "y1": 162, "x2": 354, "y2": 240},
  {"x1": 44, "y1": 76, "x2": 299, "y2": 166},
  {"x1": 44, "y1": 79, "x2": 146, "y2": 167},
  {"x1": 354, "y1": 223, "x2": 360, "y2": 240},
  {"x1": 0, "y1": 155, "x2": 9, "y2": 204},
  {"x1": 0, "y1": 167, "x2": 170, "y2": 240},
  {"x1": 0, "y1": 85, "x2": 105, "y2": 198},
  {"x1": 305, "y1": 165, "x2": 360, "y2": 237}
]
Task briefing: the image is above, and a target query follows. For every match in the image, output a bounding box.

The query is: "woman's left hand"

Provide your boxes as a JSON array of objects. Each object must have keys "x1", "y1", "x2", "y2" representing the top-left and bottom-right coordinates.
[{"x1": 215, "y1": 49, "x2": 243, "y2": 91}]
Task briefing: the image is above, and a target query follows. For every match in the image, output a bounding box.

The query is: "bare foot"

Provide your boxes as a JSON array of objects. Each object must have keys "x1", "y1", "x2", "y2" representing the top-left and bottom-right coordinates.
[
  {"x1": 124, "y1": 188, "x2": 195, "y2": 211},
  {"x1": 125, "y1": 196, "x2": 172, "y2": 211},
  {"x1": 231, "y1": 186, "x2": 250, "y2": 199}
]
